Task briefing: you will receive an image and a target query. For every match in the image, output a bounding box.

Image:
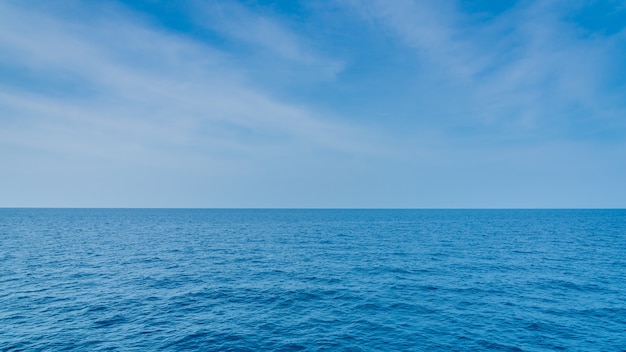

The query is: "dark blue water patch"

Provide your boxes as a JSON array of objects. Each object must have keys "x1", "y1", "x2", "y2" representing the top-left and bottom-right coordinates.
[{"x1": 1, "y1": 208, "x2": 625, "y2": 351}]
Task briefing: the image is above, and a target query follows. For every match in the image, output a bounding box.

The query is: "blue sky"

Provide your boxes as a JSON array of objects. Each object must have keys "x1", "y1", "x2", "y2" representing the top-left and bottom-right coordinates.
[{"x1": 1, "y1": 0, "x2": 625, "y2": 208}]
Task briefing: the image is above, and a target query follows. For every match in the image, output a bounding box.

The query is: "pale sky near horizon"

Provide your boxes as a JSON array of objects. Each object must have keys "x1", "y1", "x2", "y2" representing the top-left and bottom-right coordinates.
[{"x1": 1, "y1": 0, "x2": 625, "y2": 208}]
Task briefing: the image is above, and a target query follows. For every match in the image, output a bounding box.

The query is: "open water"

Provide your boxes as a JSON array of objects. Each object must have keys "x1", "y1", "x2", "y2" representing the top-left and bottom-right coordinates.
[{"x1": 1, "y1": 209, "x2": 625, "y2": 351}]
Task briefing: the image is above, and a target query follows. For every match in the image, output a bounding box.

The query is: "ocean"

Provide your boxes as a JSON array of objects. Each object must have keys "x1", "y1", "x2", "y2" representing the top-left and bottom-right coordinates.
[{"x1": 1, "y1": 209, "x2": 625, "y2": 351}]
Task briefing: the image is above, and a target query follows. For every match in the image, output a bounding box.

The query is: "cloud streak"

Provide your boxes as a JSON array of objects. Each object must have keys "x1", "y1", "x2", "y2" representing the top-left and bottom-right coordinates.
[
  {"x1": 344, "y1": 0, "x2": 626, "y2": 142},
  {"x1": 0, "y1": 1, "x2": 376, "y2": 166}
]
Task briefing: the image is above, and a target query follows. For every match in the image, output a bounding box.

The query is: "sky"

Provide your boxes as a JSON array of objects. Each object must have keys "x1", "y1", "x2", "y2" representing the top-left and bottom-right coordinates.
[{"x1": 1, "y1": 0, "x2": 625, "y2": 208}]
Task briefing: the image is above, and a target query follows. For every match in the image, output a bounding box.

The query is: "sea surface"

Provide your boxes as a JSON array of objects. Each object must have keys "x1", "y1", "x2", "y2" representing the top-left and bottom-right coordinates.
[{"x1": 1, "y1": 209, "x2": 625, "y2": 351}]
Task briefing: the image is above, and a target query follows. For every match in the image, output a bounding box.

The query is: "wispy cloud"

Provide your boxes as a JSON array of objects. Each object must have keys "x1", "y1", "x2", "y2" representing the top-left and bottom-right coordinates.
[
  {"x1": 192, "y1": 0, "x2": 344, "y2": 79},
  {"x1": 343, "y1": 0, "x2": 626, "y2": 142},
  {"x1": 0, "y1": 1, "x2": 373, "y2": 167}
]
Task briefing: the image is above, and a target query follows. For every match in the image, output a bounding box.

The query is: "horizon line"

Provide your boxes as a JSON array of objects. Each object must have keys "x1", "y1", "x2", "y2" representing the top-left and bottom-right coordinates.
[{"x1": 2, "y1": 207, "x2": 624, "y2": 210}]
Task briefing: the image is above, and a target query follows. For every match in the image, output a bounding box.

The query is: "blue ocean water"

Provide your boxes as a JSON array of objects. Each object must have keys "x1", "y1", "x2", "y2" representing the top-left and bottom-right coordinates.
[{"x1": 1, "y1": 209, "x2": 625, "y2": 351}]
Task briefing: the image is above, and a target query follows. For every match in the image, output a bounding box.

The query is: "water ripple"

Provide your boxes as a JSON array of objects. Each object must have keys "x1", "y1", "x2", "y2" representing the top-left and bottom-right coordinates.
[{"x1": 1, "y1": 209, "x2": 625, "y2": 351}]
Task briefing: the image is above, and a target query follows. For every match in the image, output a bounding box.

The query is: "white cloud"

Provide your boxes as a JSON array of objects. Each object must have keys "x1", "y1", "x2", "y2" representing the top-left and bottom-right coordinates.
[
  {"x1": 193, "y1": 0, "x2": 344, "y2": 79},
  {"x1": 343, "y1": 0, "x2": 626, "y2": 139},
  {"x1": 0, "y1": 1, "x2": 374, "y2": 167}
]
